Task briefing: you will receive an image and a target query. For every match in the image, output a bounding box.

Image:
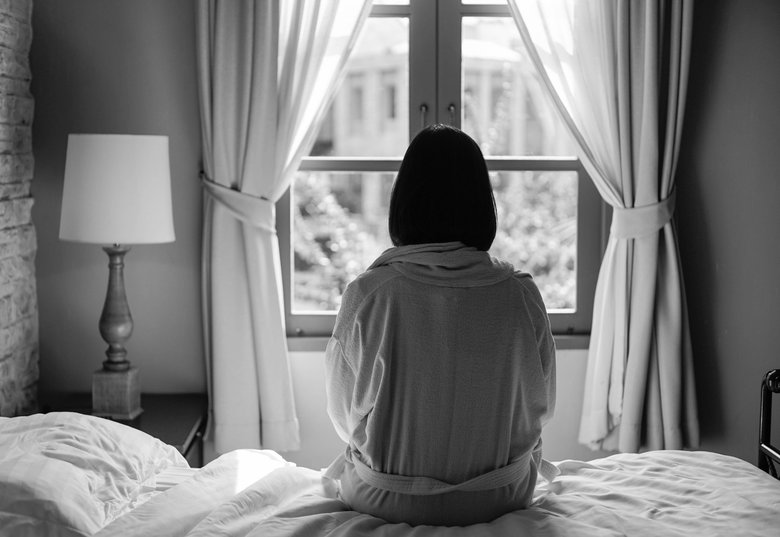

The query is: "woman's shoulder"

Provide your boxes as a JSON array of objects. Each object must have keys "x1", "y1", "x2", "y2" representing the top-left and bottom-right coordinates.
[
  {"x1": 510, "y1": 269, "x2": 537, "y2": 290},
  {"x1": 342, "y1": 266, "x2": 403, "y2": 306},
  {"x1": 509, "y1": 271, "x2": 550, "y2": 319},
  {"x1": 333, "y1": 268, "x2": 403, "y2": 331}
]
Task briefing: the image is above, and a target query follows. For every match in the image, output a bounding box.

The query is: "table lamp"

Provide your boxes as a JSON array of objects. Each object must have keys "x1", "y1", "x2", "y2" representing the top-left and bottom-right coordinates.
[{"x1": 59, "y1": 134, "x2": 175, "y2": 419}]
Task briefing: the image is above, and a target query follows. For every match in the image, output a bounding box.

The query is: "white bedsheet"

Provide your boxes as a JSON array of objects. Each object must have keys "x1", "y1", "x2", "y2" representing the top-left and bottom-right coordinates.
[
  {"x1": 98, "y1": 449, "x2": 780, "y2": 537},
  {"x1": 0, "y1": 412, "x2": 189, "y2": 537}
]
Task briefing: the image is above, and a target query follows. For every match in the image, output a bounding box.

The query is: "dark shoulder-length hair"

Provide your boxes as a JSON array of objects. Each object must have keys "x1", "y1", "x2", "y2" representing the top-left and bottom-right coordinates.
[{"x1": 388, "y1": 124, "x2": 497, "y2": 251}]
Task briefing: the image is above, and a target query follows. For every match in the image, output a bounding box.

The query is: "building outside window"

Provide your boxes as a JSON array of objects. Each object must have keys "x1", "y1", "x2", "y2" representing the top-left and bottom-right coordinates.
[{"x1": 381, "y1": 69, "x2": 398, "y2": 130}]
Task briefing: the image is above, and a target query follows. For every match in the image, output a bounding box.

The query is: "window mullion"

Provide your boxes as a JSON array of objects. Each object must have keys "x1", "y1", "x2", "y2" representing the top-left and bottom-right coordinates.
[
  {"x1": 409, "y1": 0, "x2": 437, "y2": 135},
  {"x1": 437, "y1": 0, "x2": 461, "y2": 128}
]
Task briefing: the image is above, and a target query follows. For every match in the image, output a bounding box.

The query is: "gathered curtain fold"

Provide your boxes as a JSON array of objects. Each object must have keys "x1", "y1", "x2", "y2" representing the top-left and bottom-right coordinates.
[
  {"x1": 508, "y1": 0, "x2": 699, "y2": 452},
  {"x1": 196, "y1": 0, "x2": 371, "y2": 453}
]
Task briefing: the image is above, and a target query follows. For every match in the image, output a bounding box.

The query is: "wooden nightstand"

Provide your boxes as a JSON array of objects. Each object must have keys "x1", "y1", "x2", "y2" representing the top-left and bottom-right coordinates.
[{"x1": 41, "y1": 393, "x2": 209, "y2": 467}]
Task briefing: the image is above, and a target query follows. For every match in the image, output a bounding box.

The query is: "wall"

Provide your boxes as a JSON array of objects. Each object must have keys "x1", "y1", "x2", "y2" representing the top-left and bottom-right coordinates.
[
  {"x1": 676, "y1": 0, "x2": 780, "y2": 463},
  {"x1": 0, "y1": 0, "x2": 36, "y2": 416},
  {"x1": 31, "y1": 0, "x2": 204, "y2": 394}
]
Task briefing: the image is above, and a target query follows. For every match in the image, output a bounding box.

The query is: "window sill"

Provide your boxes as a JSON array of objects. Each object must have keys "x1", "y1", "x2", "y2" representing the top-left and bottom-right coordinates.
[{"x1": 287, "y1": 334, "x2": 589, "y2": 353}]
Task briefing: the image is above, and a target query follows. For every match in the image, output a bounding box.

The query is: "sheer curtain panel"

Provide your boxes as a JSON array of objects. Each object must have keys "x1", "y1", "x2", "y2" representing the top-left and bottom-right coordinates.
[
  {"x1": 509, "y1": 0, "x2": 699, "y2": 452},
  {"x1": 196, "y1": 0, "x2": 371, "y2": 453}
]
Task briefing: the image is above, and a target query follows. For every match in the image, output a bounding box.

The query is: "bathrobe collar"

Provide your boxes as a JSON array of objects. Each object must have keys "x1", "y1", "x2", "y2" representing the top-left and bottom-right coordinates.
[{"x1": 367, "y1": 242, "x2": 516, "y2": 287}]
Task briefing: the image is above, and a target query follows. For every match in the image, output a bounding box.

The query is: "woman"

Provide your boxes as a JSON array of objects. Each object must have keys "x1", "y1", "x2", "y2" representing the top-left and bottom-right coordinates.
[{"x1": 324, "y1": 124, "x2": 556, "y2": 526}]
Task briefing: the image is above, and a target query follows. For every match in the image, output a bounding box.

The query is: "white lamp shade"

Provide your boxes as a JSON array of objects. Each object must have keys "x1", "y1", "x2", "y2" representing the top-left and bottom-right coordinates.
[{"x1": 59, "y1": 134, "x2": 176, "y2": 244}]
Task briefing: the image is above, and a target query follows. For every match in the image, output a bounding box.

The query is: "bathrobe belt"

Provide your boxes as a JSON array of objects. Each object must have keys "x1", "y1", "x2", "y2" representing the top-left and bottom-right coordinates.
[{"x1": 324, "y1": 448, "x2": 558, "y2": 496}]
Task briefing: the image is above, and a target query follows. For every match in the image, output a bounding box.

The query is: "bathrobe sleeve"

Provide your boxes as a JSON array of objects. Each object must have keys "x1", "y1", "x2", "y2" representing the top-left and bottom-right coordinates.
[
  {"x1": 324, "y1": 278, "x2": 385, "y2": 446},
  {"x1": 325, "y1": 337, "x2": 355, "y2": 444},
  {"x1": 521, "y1": 274, "x2": 556, "y2": 424},
  {"x1": 520, "y1": 275, "x2": 557, "y2": 469},
  {"x1": 324, "y1": 325, "x2": 386, "y2": 446},
  {"x1": 531, "y1": 310, "x2": 556, "y2": 475},
  {"x1": 534, "y1": 317, "x2": 558, "y2": 481},
  {"x1": 539, "y1": 310, "x2": 556, "y2": 427}
]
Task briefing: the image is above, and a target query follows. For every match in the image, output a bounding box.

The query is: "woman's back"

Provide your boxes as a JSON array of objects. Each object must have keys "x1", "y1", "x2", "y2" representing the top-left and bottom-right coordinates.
[{"x1": 326, "y1": 243, "x2": 556, "y2": 525}]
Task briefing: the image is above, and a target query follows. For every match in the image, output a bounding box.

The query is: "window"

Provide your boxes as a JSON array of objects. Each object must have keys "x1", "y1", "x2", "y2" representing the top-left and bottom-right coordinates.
[{"x1": 278, "y1": 0, "x2": 603, "y2": 338}]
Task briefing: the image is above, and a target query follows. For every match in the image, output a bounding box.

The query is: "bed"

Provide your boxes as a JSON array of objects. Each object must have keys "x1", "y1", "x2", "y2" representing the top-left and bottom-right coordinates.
[{"x1": 2, "y1": 371, "x2": 779, "y2": 537}]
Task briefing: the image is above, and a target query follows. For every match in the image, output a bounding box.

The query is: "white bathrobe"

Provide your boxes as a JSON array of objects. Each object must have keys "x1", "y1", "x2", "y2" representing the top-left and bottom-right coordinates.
[{"x1": 325, "y1": 242, "x2": 556, "y2": 526}]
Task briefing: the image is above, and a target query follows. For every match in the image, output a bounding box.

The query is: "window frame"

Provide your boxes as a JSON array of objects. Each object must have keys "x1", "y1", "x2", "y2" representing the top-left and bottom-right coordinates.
[{"x1": 278, "y1": 0, "x2": 605, "y2": 340}]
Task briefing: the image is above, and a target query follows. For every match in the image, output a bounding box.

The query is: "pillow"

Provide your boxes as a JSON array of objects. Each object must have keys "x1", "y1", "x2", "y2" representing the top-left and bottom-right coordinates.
[{"x1": 0, "y1": 411, "x2": 188, "y2": 537}]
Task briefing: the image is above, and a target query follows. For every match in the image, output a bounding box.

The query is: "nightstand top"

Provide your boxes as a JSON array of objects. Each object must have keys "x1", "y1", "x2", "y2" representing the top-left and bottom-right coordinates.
[{"x1": 41, "y1": 393, "x2": 208, "y2": 456}]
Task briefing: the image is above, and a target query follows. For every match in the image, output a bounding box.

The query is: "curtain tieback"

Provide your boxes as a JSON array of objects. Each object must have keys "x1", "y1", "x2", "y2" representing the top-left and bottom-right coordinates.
[
  {"x1": 611, "y1": 188, "x2": 677, "y2": 239},
  {"x1": 201, "y1": 173, "x2": 276, "y2": 233}
]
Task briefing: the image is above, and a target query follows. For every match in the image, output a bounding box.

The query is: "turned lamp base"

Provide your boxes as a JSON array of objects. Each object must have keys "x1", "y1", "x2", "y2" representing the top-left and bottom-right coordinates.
[
  {"x1": 92, "y1": 366, "x2": 143, "y2": 419},
  {"x1": 91, "y1": 245, "x2": 143, "y2": 420}
]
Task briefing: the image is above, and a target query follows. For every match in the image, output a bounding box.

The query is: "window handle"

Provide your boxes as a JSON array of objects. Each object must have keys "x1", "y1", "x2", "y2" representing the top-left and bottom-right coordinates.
[
  {"x1": 447, "y1": 103, "x2": 456, "y2": 125},
  {"x1": 419, "y1": 103, "x2": 429, "y2": 130}
]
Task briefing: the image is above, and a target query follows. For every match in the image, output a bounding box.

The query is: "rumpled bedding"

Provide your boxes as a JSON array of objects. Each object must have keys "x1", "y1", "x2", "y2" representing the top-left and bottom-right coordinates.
[
  {"x1": 0, "y1": 412, "x2": 189, "y2": 537},
  {"x1": 2, "y1": 412, "x2": 778, "y2": 537},
  {"x1": 98, "y1": 449, "x2": 780, "y2": 537}
]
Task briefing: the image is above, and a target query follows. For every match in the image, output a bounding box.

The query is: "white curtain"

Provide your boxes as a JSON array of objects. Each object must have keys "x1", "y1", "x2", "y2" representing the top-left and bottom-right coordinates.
[
  {"x1": 196, "y1": 0, "x2": 372, "y2": 453},
  {"x1": 508, "y1": 0, "x2": 699, "y2": 452}
]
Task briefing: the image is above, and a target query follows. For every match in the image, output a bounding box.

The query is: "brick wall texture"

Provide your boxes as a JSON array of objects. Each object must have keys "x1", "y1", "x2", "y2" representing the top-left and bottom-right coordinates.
[{"x1": 0, "y1": 0, "x2": 37, "y2": 416}]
